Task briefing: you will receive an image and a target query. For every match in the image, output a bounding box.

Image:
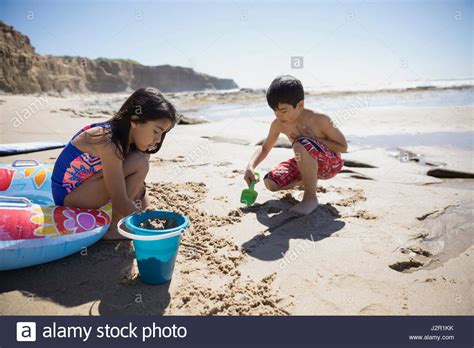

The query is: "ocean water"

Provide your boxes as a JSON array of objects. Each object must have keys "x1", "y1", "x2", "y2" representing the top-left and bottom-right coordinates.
[
  {"x1": 186, "y1": 86, "x2": 473, "y2": 122},
  {"x1": 348, "y1": 131, "x2": 473, "y2": 151}
]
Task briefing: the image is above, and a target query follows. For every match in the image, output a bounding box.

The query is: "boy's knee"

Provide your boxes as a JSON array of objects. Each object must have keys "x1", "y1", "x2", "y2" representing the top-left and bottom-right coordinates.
[
  {"x1": 293, "y1": 141, "x2": 317, "y2": 166},
  {"x1": 292, "y1": 140, "x2": 304, "y2": 150},
  {"x1": 292, "y1": 141, "x2": 306, "y2": 156},
  {"x1": 264, "y1": 177, "x2": 280, "y2": 192}
]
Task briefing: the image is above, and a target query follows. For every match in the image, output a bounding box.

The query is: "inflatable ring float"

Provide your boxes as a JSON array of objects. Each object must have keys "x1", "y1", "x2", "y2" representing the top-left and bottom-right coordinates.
[{"x1": 0, "y1": 159, "x2": 112, "y2": 271}]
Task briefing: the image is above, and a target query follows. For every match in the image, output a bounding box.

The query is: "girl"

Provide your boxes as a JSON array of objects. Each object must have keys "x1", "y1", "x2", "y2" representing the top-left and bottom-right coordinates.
[{"x1": 51, "y1": 87, "x2": 178, "y2": 239}]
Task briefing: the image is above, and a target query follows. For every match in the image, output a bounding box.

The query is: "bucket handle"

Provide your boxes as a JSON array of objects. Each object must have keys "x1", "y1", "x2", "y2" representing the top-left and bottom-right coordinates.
[
  {"x1": 12, "y1": 159, "x2": 39, "y2": 167},
  {"x1": 0, "y1": 196, "x2": 32, "y2": 208},
  {"x1": 117, "y1": 217, "x2": 185, "y2": 241}
]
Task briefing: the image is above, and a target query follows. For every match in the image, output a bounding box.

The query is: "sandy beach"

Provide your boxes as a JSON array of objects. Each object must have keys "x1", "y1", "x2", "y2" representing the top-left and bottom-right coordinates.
[{"x1": 0, "y1": 92, "x2": 472, "y2": 315}]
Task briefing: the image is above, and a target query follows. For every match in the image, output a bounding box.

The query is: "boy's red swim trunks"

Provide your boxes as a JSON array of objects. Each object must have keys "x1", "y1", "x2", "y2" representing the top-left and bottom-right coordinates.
[{"x1": 265, "y1": 136, "x2": 344, "y2": 188}]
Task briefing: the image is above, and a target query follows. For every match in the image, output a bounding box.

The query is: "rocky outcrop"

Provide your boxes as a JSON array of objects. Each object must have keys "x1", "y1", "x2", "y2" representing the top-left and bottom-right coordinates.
[{"x1": 0, "y1": 21, "x2": 238, "y2": 94}]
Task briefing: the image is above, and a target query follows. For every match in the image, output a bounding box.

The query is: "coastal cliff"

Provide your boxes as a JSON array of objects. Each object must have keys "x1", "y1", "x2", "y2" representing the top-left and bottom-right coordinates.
[{"x1": 0, "y1": 21, "x2": 238, "y2": 94}]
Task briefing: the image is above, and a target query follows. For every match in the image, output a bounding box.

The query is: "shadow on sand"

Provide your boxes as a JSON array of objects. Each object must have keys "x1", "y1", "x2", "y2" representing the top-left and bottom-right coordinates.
[
  {"x1": 241, "y1": 199, "x2": 345, "y2": 261},
  {"x1": 0, "y1": 241, "x2": 171, "y2": 315}
]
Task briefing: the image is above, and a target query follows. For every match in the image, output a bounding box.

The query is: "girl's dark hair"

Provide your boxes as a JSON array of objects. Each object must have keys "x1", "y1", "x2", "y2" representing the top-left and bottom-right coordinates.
[
  {"x1": 266, "y1": 75, "x2": 305, "y2": 110},
  {"x1": 107, "y1": 87, "x2": 178, "y2": 158}
]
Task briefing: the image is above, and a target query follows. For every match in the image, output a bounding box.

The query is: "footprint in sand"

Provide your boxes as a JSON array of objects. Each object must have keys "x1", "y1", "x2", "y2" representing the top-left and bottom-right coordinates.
[
  {"x1": 327, "y1": 274, "x2": 383, "y2": 295},
  {"x1": 359, "y1": 303, "x2": 392, "y2": 315},
  {"x1": 389, "y1": 203, "x2": 471, "y2": 273},
  {"x1": 388, "y1": 246, "x2": 434, "y2": 272},
  {"x1": 389, "y1": 258, "x2": 426, "y2": 273}
]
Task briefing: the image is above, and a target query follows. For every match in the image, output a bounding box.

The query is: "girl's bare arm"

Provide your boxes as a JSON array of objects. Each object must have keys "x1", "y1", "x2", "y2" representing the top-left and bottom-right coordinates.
[{"x1": 99, "y1": 143, "x2": 139, "y2": 216}]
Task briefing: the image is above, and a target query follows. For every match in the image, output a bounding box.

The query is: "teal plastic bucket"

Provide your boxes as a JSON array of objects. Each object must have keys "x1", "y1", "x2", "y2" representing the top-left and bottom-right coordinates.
[{"x1": 117, "y1": 211, "x2": 190, "y2": 285}]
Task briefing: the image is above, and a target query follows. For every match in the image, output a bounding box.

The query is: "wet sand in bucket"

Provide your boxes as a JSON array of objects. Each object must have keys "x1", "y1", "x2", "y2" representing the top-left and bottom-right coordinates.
[{"x1": 138, "y1": 217, "x2": 177, "y2": 230}]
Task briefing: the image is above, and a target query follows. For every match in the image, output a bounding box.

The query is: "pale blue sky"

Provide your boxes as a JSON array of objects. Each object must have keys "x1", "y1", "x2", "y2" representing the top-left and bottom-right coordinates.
[{"x1": 1, "y1": 0, "x2": 472, "y2": 89}]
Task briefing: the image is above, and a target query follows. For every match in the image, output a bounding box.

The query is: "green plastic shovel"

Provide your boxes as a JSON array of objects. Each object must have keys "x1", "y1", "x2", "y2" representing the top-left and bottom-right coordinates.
[{"x1": 240, "y1": 172, "x2": 260, "y2": 206}]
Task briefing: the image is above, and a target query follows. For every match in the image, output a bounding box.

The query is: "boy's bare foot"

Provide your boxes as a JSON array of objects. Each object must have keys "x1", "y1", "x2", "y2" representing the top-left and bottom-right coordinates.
[{"x1": 289, "y1": 197, "x2": 319, "y2": 216}]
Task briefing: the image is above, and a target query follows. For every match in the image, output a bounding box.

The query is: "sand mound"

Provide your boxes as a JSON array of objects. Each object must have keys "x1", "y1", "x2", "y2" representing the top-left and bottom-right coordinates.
[
  {"x1": 332, "y1": 187, "x2": 367, "y2": 207},
  {"x1": 169, "y1": 274, "x2": 289, "y2": 315}
]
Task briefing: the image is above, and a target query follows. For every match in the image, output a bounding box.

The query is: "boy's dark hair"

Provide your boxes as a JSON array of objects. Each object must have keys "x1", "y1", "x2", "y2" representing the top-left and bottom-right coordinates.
[
  {"x1": 266, "y1": 75, "x2": 304, "y2": 110},
  {"x1": 106, "y1": 87, "x2": 178, "y2": 157}
]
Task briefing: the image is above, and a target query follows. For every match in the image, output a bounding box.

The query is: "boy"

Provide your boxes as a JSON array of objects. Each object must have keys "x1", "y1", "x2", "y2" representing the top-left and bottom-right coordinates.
[{"x1": 244, "y1": 75, "x2": 348, "y2": 216}]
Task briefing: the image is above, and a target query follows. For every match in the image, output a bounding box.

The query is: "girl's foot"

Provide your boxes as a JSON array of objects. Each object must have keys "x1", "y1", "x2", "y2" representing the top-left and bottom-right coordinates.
[{"x1": 102, "y1": 226, "x2": 127, "y2": 240}]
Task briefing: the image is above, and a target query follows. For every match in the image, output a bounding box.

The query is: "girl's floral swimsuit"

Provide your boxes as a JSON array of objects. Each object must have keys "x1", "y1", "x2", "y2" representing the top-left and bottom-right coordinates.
[{"x1": 52, "y1": 122, "x2": 111, "y2": 206}]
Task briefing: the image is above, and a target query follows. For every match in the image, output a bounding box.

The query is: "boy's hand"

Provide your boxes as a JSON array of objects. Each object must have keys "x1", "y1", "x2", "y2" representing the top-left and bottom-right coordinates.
[{"x1": 244, "y1": 167, "x2": 258, "y2": 186}]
